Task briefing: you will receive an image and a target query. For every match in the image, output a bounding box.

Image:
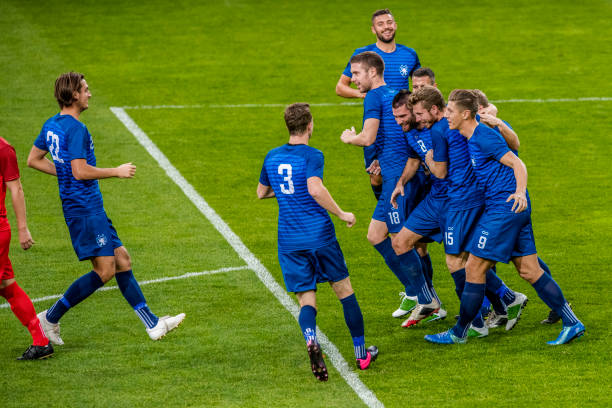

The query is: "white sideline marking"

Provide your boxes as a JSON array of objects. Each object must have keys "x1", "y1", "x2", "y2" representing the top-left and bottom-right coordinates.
[
  {"x1": 109, "y1": 107, "x2": 383, "y2": 408},
  {"x1": 116, "y1": 96, "x2": 612, "y2": 110},
  {"x1": 0, "y1": 266, "x2": 250, "y2": 310}
]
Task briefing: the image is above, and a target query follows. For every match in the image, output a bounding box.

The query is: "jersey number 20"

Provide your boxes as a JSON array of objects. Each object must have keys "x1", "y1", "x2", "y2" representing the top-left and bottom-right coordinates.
[{"x1": 278, "y1": 164, "x2": 294, "y2": 194}]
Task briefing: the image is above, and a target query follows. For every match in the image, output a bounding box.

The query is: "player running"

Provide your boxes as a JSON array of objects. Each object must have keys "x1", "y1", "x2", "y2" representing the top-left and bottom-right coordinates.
[
  {"x1": 340, "y1": 52, "x2": 441, "y2": 324},
  {"x1": 425, "y1": 89, "x2": 584, "y2": 345},
  {"x1": 257, "y1": 103, "x2": 378, "y2": 381},
  {"x1": 0, "y1": 137, "x2": 53, "y2": 360},
  {"x1": 27, "y1": 72, "x2": 185, "y2": 346}
]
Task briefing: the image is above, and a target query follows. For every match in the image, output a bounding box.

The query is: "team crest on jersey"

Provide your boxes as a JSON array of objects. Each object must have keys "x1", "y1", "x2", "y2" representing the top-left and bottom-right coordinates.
[
  {"x1": 399, "y1": 65, "x2": 409, "y2": 77},
  {"x1": 96, "y1": 234, "x2": 108, "y2": 247}
]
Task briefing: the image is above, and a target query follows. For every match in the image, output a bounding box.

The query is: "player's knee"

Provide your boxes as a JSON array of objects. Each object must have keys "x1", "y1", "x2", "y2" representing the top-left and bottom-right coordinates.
[
  {"x1": 415, "y1": 244, "x2": 428, "y2": 257},
  {"x1": 391, "y1": 237, "x2": 410, "y2": 255},
  {"x1": 367, "y1": 230, "x2": 384, "y2": 246},
  {"x1": 518, "y1": 265, "x2": 542, "y2": 284},
  {"x1": 96, "y1": 268, "x2": 116, "y2": 284}
]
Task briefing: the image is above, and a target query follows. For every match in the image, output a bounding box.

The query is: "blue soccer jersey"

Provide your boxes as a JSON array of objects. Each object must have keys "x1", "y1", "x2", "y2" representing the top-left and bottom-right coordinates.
[
  {"x1": 431, "y1": 118, "x2": 484, "y2": 210},
  {"x1": 468, "y1": 124, "x2": 528, "y2": 212},
  {"x1": 363, "y1": 86, "x2": 416, "y2": 180},
  {"x1": 34, "y1": 114, "x2": 104, "y2": 218},
  {"x1": 343, "y1": 44, "x2": 420, "y2": 90},
  {"x1": 259, "y1": 144, "x2": 336, "y2": 253},
  {"x1": 405, "y1": 127, "x2": 448, "y2": 200}
]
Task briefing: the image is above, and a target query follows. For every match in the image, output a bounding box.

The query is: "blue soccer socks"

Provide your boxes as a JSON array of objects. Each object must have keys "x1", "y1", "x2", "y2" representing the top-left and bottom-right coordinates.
[
  {"x1": 299, "y1": 305, "x2": 318, "y2": 344},
  {"x1": 47, "y1": 271, "x2": 104, "y2": 323},
  {"x1": 532, "y1": 273, "x2": 579, "y2": 326},
  {"x1": 116, "y1": 270, "x2": 159, "y2": 329},
  {"x1": 452, "y1": 282, "x2": 486, "y2": 338},
  {"x1": 373, "y1": 238, "x2": 417, "y2": 297},
  {"x1": 340, "y1": 294, "x2": 366, "y2": 359},
  {"x1": 397, "y1": 249, "x2": 433, "y2": 304},
  {"x1": 451, "y1": 268, "x2": 466, "y2": 300}
]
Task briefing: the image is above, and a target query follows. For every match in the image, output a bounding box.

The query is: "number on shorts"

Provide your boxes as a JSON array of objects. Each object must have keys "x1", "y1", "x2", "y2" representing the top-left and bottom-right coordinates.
[
  {"x1": 278, "y1": 164, "x2": 294, "y2": 194},
  {"x1": 388, "y1": 211, "x2": 401, "y2": 225},
  {"x1": 477, "y1": 235, "x2": 487, "y2": 249},
  {"x1": 445, "y1": 231, "x2": 454, "y2": 246}
]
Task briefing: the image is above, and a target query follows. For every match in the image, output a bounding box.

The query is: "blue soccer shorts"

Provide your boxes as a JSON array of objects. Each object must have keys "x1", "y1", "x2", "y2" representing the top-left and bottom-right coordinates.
[
  {"x1": 402, "y1": 192, "x2": 446, "y2": 243},
  {"x1": 66, "y1": 213, "x2": 123, "y2": 261},
  {"x1": 468, "y1": 208, "x2": 537, "y2": 263},
  {"x1": 278, "y1": 240, "x2": 349, "y2": 293},
  {"x1": 372, "y1": 172, "x2": 428, "y2": 234},
  {"x1": 444, "y1": 204, "x2": 484, "y2": 255}
]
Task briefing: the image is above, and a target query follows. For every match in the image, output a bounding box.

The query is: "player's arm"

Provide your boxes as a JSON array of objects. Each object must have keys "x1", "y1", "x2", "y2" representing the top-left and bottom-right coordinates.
[
  {"x1": 256, "y1": 183, "x2": 275, "y2": 199},
  {"x1": 5, "y1": 178, "x2": 34, "y2": 250},
  {"x1": 479, "y1": 114, "x2": 520, "y2": 151},
  {"x1": 499, "y1": 151, "x2": 528, "y2": 213},
  {"x1": 307, "y1": 177, "x2": 355, "y2": 227},
  {"x1": 26, "y1": 146, "x2": 57, "y2": 176},
  {"x1": 390, "y1": 157, "x2": 421, "y2": 209},
  {"x1": 424, "y1": 150, "x2": 447, "y2": 178},
  {"x1": 335, "y1": 74, "x2": 366, "y2": 99},
  {"x1": 71, "y1": 159, "x2": 135, "y2": 180},
  {"x1": 340, "y1": 118, "x2": 379, "y2": 146}
]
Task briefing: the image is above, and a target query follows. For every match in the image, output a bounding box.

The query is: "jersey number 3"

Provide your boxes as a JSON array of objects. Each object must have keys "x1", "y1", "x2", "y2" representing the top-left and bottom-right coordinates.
[{"x1": 278, "y1": 164, "x2": 294, "y2": 194}]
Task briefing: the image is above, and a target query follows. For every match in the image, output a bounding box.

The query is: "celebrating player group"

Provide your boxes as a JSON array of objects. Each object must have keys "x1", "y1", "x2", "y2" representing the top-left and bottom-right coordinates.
[{"x1": 259, "y1": 8, "x2": 584, "y2": 381}]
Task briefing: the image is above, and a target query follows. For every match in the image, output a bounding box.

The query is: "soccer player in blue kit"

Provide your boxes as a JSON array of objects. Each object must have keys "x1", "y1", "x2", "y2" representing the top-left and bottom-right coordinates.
[
  {"x1": 27, "y1": 72, "x2": 185, "y2": 346},
  {"x1": 396, "y1": 87, "x2": 526, "y2": 336},
  {"x1": 257, "y1": 103, "x2": 377, "y2": 381},
  {"x1": 339, "y1": 52, "x2": 440, "y2": 325},
  {"x1": 425, "y1": 90, "x2": 584, "y2": 345},
  {"x1": 336, "y1": 8, "x2": 421, "y2": 204}
]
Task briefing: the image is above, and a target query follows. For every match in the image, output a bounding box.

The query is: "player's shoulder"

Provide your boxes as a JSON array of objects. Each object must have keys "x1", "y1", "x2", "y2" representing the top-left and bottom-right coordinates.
[
  {"x1": 352, "y1": 43, "x2": 377, "y2": 55},
  {"x1": 432, "y1": 118, "x2": 449, "y2": 134},
  {"x1": 0, "y1": 137, "x2": 12, "y2": 150},
  {"x1": 395, "y1": 43, "x2": 418, "y2": 55}
]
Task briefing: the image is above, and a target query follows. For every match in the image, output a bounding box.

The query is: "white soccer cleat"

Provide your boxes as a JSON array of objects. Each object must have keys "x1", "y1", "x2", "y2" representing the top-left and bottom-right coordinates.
[
  {"x1": 392, "y1": 292, "x2": 418, "y2": 318},
  {"x1": 146, "y1": 313, "x2": 186, "y2": 341},
  {"x1": 37, "y1": 310, "x2": 64, "y2": 346}
]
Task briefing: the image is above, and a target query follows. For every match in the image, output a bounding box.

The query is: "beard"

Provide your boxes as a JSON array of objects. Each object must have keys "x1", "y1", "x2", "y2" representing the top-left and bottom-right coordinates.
[{"x1": 376, "y1": 31, "x2": 396, "y2": 43}]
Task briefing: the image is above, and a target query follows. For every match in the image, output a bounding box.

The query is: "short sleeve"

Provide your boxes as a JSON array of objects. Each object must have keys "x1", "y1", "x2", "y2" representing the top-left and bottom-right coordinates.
[
  {"x1": 0, "y1": 145, "x2": 20, "y2": 182},
  {"x1": 259, "y1": 156, "x2": 270, "y2": 186},
  {"x1": 475, "y1": 129, "x2": 511, "y2": 162},
  {"x1": 342, "y1": 59, "x2": 352, "y2": 78},
  {"x1": 363, "y1": 91, "x2": 382, "y2": 121},
  {"x1": 34, "y1": 128, "x2": 48, "y2": 151},
  {"x1": 306, "y1": 150, "x2": 324, "y2": 180},
  {"x1": 431, "y1": 125, "x2": 448, "y2": 162},
  {"x1": 411, "y1": 52, "x2": 421, "y2": 75},
  {"x1": 66, "y1": 124, "x2": 89, "y2": 161}
]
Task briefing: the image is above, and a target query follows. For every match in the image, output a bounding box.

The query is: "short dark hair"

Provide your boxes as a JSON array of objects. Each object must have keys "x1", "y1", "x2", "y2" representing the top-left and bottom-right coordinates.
[
  {"x1": 409, "y1": 85, "x2": 445, "y2": 111},
  {"x1": 472, "y1": 89, "x2": 489, "y2": 107},
  {"x1": 392, "y1": 89, "x2": 412, "y2": 109},
  {"x1": 284, "y1": 103, "x2": 312, "y2": 135},
  {"x1": 448, "y1": 89, "x2": 478, "y2": 117},
  {"x1": 54, "y1": 72, "x2": 85, "y2": 109},
  {"x1": 350, "y1": 51, "x2": 385, "y2": 77},
  {"x1": 371, "y1": 9, "x2": 393, "y2": 23},
  {"x1": 412, "y1": 67, "x2": 435, "y2": 83}
]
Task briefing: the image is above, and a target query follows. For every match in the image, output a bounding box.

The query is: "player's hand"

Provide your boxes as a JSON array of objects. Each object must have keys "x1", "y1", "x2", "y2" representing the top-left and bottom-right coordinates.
[
  {"x1": 366, "y1": 160, "x2": 380, "y2": 175},
  {"x1": 479, "y1": 113, "x2": 502, "y2": 128},
  {"x1": 507, "y1": 192, "x2": 527, "y2": 213},
  {"x1": 340, "y1": 127, "x2": 357, "y2": 144},
  {"x1": 390, "y1": 183, "x2": 404, "y2": 209},
  {"x1": 116, "y1": 162, "x2": 136, "y2": 178},
  {"x1": 18, "y1": 227, "x2": 34, "y2": 250},
  {"x1": 339, "y1": 211, "x2": 356, "y2": 228}
]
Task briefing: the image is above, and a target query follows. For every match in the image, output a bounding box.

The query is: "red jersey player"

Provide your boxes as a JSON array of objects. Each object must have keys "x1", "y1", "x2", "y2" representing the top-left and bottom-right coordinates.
[{"x1": 0, "y1": 137, "x2": 53, "y2": 359}]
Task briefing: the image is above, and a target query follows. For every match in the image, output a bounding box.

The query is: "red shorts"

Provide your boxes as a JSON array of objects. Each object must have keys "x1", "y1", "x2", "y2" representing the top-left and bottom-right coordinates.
[{"x1": 0, "y1": 228, "x2": 14, "y2": 280}]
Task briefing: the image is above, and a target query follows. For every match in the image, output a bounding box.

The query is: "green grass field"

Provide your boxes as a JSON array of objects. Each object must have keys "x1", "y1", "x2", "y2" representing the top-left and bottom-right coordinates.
[{"x1": 1, "y1": 1, "x2": 611, "y2": 407}]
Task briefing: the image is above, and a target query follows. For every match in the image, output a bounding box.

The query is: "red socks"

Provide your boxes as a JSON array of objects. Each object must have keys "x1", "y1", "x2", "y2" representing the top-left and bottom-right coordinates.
[{"x1": 0, "y1": 282, "x2": 48, "y2": 346}]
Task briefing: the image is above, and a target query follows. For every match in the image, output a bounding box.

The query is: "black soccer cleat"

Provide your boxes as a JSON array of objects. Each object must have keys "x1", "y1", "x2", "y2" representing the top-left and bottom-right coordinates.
[
  {"x1": 541, "y1": 303, "x2": 570, "y2": 325},
  {"x1": 307, "y1": 340, "x2": 328, "y2": 381},
  {"x1": 17, "y1": 343, "x2": 54, "y2": 360}
]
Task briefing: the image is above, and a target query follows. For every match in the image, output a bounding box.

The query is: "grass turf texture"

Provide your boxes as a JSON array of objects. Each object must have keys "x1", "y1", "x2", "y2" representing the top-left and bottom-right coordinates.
[{"x1": 1, "y1": 0, "x2": 611, "y2": 407}]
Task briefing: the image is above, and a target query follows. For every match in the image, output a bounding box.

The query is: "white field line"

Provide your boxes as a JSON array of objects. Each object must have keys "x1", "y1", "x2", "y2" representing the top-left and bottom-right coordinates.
[
  {"x1": 0, "y1": 266, "x2": 250, "y2": 310},
  {"x1": 116, "y1": 96, "x2": 612, "y2": 110},
  {"x1": 109, "y1": 107, "x2": 383, "y2": 408}
]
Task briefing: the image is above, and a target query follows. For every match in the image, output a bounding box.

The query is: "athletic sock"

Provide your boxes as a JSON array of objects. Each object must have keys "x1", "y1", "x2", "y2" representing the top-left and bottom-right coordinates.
[
  {"x1": 340, "y1": 294, "x2": 366, "y2": 359},
  {"x1": 0, "y1": 282, "x2": 49, "y2": 346},
  {"x1": 47, "y1": 271, "x2": 104, "y2": 324},
  {"x1": 484, "y1": 269, "x2": 508, "y2": 314},
  {"x1": 472, "y1": 312, "x2": 485, "y2": 329},
  {"x1": 373, "y1": 237, "x2": 417, "y2": 297},
  {"x1": 451, "y1": 268, "x2": 466, "y2": 300},
  {"x1": 397, "y1": 249, "x2": 433, "y2": 304},
  {"x1": 115, "y1": 270, "x2": 159, "y2": 329},
  {"x1": 420, "y1": 254, "x2": 441, "y2": 304},
  {"x1": 538, "y1": 257, "x2": 552, "y2": 276},
  {"x1": 371, "y1": 183, "x2": 383, "y2": 201},
  {"x1": 298, "y1": 305, "x2": 317, "y2": 344},
  {"x1": 452, "y1": 282, "x2": 485, "y2": 338},
  {"x1": 531, "y1": 273, "x2": 579, "y2": 326}
]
